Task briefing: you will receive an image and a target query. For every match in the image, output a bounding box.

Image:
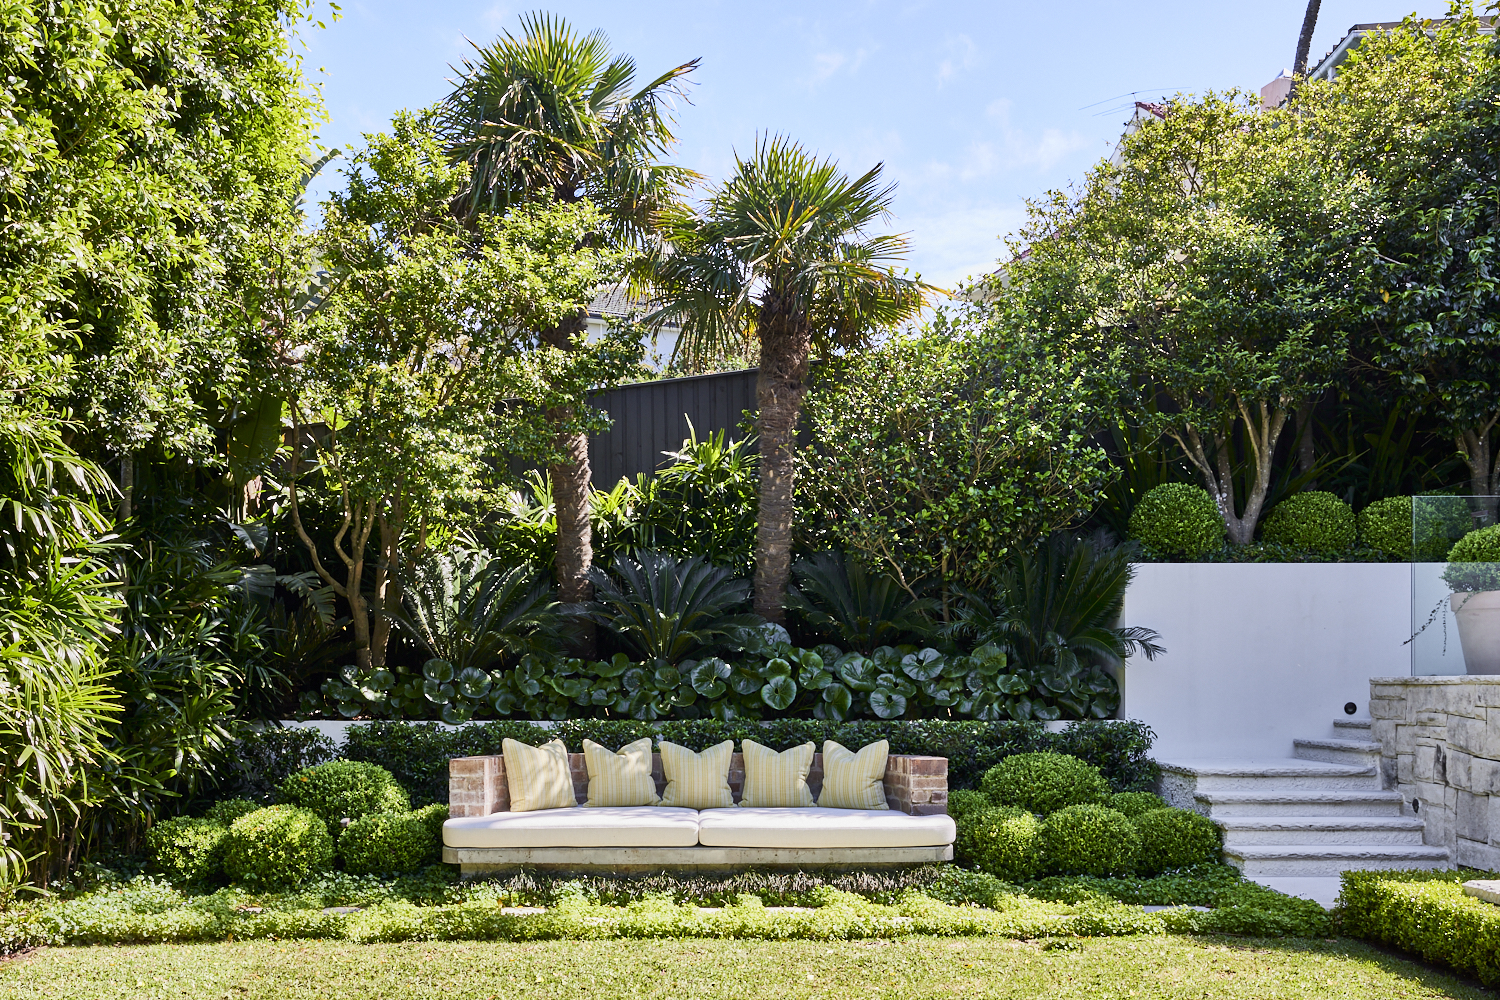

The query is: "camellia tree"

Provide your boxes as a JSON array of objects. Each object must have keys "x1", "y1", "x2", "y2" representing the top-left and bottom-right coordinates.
[
  {"x1": 646, "y1": 136, "x2": 934, "y2": 621},
  {"x1": 278, "y1": 111, "x2": 629, "y2": 670}
]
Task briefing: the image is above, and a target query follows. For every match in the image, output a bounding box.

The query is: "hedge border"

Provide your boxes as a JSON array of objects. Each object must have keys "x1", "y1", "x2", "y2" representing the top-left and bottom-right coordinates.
[{"x1": 1339, "y1": 868, "x2": 1500, "y2": 987}]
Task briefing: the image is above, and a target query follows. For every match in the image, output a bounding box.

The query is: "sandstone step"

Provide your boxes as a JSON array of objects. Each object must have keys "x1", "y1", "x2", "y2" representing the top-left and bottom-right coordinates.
[
  {"x1": 1217, "y1": 816, "x2": 1426, "y2": 847},
  {"x1": 1224, "y1": 844, "x2": 1448, "y2": 878},
  {"x1": 1159, "y1": 758, "x2": 1381, "y2": 800},
  {"x1": 1194, "y1": 790, "x2": 1405, "y2": 817},
  {"x1": 1333, "y1": 718, "x2": 1372, "y2": 735},
  {"x1": 1293, "y1": 737, "x2": 1383, "y2": 768}
]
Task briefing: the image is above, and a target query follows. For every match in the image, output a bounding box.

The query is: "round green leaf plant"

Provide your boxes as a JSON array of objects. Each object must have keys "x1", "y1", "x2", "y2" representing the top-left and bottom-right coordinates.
[
  {"x1": 206, "y1": 798, "x2": 261, "y2": 827},
  {"x1": 1444, "y1": 524, "x2": 1500, "y2": 593},
  {"x1": 220, "y1": 805, "x2": 334, "y2": 886},
  {"x1": 1132, "y1": 806, "x2": 1221, "y2": 874},
  {"x1": 1128, "y1": 483, "x2": 1225, "y2": 559},
  {"x1": 1260, "y1": 491, "x2": 1356, "y2": 555},
  {"x1": 946, "y1": 789, "x2": 991, "y2": 822},
  {"x1": 1107, "y1": 791, "x2": 1169, "y2": 819},
  {"x1": 146, "y1": 817, "x2": 228, "y2": 884},
  {"x1": 980, "y1": 752, "x2": 1109, "y2": 815},
  {"x1": 338, "y1": 812, "x2": 435, "y2": 875},
  {"x1": 1040, "y1": 803, "x2": 1141, "y2": 876},
  {"x1": 1358, "y1": 496, "x2": 1413, "y2": 561},
  {"x1": 954, "y1": 806, "x2": 1044, "y2": 882},
  {"x1": 279, "y1": 761, "x2": 411, "y2": 835}
]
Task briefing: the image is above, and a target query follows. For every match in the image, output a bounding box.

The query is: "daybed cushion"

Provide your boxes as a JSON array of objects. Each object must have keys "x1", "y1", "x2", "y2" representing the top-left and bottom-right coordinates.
[
  {"x1": 739, "y1": 739, "x2": 816, "y2": 808},
  {"x1": 443, "y1": 807, "x2": 700, "y2": 848},
  {"x1": 697, "y1": 807, "x2": 956, "y2": 849},
  {"x1": 500, "y1": 737, "x2": 576, "y2": 812}
]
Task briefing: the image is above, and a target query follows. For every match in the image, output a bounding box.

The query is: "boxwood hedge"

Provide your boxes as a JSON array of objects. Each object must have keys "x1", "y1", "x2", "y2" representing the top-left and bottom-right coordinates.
[{"x1": 1340, "y1": 868, "x2": 1500, "y2": 987}]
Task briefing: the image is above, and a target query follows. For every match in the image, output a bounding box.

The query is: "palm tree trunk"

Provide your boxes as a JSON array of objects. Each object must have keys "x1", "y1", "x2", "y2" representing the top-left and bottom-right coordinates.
[
  {"x1": 1290, "y1": 0, "x2": 1322, "y2": 97},
  {"x1": 543, "y1": 310, "x2": 597, "y2": 654},
  {"x1": 753, "y1": 301, "x2": 812, "y2": 623}
]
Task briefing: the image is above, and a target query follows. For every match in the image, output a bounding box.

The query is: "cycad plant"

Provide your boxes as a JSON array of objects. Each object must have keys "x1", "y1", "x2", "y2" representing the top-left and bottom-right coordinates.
[
  {"x1": 584, "y1": 550, "x2": 760, "y2": 664},
  {"x1": 786, "y1": 550, "x2": 936, "y2": 653}
]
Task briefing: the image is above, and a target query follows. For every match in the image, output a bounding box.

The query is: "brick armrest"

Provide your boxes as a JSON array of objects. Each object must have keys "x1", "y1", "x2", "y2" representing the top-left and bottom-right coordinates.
[
  {"x1": 883, "y1": 755, "x2": 949, "y2": 815},
  {"x1": 449, "y1": 755, "x2": 510, "y2": 818}
]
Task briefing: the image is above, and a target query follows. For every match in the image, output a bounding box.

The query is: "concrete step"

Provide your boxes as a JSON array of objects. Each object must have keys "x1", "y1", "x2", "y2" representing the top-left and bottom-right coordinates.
[
  {"x1": 1159, "y1": 758, "x2": 1381, "y2": 799},
  {"x1": 1195, "y1": 790, "x2": 1405, "y2": 817},
  {"x1": 1293, "y1": 737, "x2": 1383, "y2": 768},
  {"x1": 1224, "y1": 844, "x2": 1449, "y2": 878},
  {"x1": 1217, "y1": 816, "x2": 1426, "y2": 847},
  {"x1": 1332, "y1": 718, "x2": 1372, "y2": 735}
]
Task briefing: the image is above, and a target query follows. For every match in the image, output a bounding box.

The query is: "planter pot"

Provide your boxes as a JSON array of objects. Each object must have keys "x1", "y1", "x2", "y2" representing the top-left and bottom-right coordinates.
[{"x1": 1449, "y1": 591, "x2": 1500, "y2": 674}]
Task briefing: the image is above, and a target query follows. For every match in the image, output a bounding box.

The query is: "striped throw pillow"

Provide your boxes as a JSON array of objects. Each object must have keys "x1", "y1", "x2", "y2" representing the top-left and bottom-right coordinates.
[
  {"x1": 818, "y1": 739, "x2": 890, "y2": 810},
  {"x1": 582, "y1": 737, "x2": 660, "y2": 807},
  {"x1": 501, "y1": 737, "x2": 577, "y2": 812},
  {"x1": 740, "y1": 739, "x2": 816, "y2": 808},
  {"x1": 658, "y1": 740, "x2": 736, "y2": 810}
]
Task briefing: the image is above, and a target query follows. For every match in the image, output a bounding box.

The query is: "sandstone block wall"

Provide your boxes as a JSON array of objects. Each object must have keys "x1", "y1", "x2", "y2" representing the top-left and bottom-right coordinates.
[{"x1": 1370, "y1": 676, "x2": 1500, "y2": 870}]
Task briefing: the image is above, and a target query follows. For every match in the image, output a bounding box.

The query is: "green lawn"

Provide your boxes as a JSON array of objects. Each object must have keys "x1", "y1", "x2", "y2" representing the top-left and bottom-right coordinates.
[{"x1": 0, "y1": 935, "x2": 1489, "y2": 999}]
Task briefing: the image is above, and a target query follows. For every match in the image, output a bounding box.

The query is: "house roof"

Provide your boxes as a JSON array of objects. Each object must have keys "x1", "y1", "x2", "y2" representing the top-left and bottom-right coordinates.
[{"x1": 1309, "y1": 16, "x2": 1496, "y2": 81}]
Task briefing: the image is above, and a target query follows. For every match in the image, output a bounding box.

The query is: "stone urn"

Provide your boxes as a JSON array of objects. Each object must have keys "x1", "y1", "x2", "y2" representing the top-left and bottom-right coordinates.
[{"x1": 1449, "y1": 590, "x2": 1500, "y2": 674}]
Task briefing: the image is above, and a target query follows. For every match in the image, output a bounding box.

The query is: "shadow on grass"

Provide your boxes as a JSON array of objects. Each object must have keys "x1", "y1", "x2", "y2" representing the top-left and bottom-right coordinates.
[{"x1": 1202, "y1": 934, "x2": 1495, "y2": 999}]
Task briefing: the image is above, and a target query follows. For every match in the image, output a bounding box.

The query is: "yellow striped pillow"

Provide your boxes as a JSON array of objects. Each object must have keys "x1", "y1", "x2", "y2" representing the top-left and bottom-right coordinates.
[
  {"x1": 501, "y1": 737, "x2": 577, "y2": 812},
  {"x1": 658, "y1": 740, "x2": 736, "y2": 810},
  {"x1": 818, "y1": 740, "x2": 890, "y2": 810},
  {"x1": 740, "y1": 739, "x2": 816, "y2": 808},
  {"x1": 582, "y1": 737, "x2": 660, "y2": 807}
]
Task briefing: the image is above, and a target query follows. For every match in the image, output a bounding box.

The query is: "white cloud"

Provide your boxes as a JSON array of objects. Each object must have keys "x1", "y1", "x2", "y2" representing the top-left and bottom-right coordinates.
[
  {"x1": 935, "y1": 34, "x2": 978, "y2": 86},
  {"x1": 895, "y1": 204, "x2": 1030, "y2": 292},
  {"x1": 806, "y1": 47, "x2": 871, "y2": 87}
]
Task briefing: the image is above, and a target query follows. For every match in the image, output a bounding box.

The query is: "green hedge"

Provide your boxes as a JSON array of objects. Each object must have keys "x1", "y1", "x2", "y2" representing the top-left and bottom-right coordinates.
[
  {"x1": 1128, "y1": 483, "x2": 1225, "y2": 559},
  {"x1": 1340, "y1": 869, "x2": 1500, "y2": 987},
  {"x1": 1260, "y1": 491, "x2": 1356, "y2": 555},
  {"x1": 980, "y1": 752, "x2": 1108, "y2": 814},
  {"x1": 339, "y1": 719, "x2": 1160, "y2": 806}
]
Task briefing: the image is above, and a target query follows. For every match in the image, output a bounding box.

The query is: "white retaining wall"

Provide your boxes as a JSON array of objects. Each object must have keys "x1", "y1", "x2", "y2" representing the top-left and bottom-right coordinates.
[{"x1": 1118, "y1": 563, "x2": 1413, "y2": 759}]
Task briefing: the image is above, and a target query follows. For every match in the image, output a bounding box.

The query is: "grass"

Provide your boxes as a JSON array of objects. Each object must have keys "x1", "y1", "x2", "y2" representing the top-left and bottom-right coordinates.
[{"x1": 0, "y1": 935, "x2": 1491, "y2": 999}]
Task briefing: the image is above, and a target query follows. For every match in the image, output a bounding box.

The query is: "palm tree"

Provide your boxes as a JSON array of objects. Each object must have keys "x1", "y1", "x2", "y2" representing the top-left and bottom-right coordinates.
[
  {"x1": 645, "y1": 136, "x2": 933, "y2": 622},
  {"x1": 436, "y1": 12, "x2": 699, "y2": 634}
]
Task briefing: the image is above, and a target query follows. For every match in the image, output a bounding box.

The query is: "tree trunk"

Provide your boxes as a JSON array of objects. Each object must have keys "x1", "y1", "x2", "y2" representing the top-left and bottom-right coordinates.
[
  {"x1": 1457, "y1": 422, "x2": 1500, "y2": 523},
  {"x1": 1174, "y1": 399, "x2": 1290, "y2": 546},
  {"x1": 1292, "y1": 0, "x2": 1322, "y2": 77},
  {"x1": 118, "y1": 452, "x2": 133, "y2": 522},
  {"x1": 543, "y1": 310, "x2": 596, "y2": 654},
  {"x1": 753, "y1": 298, "x2": 811, "y2": 623},
  {"x1": 1296, "y1": 400, "x2": 1317, "y2": 482}
]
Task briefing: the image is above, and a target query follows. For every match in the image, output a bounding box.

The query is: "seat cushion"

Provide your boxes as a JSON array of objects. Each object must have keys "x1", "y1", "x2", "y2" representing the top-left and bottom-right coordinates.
[
  {"x1": 818, "y1": 740, "x2": 890, "y2": 810},
  {"x1": 740, "y1": 739, "x2": 815, "y2": 808},
  {"x1": 444, "y1": 807, "x2": 701, "y2": 848},
  {"x1": 659, "y1": 740, "x2": 736, "y2": 810},
  {"x1": 697, "y1": 807, "x2": 956, "y2": 848},
  {"x1": 501, "y1": 737, "x2": 576, "y2": 812},
  {"x1": 583, "y1": 738, "x2": 660, "y2": 807}
]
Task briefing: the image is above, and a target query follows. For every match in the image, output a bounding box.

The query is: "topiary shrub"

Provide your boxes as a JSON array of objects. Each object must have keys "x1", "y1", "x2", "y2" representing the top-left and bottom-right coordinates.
[
  {"x1": 279, "y1": 760, "x2": 410, "y2": 835},
  {"x1": 146, "y1": 817, "x2": 227, "y2": 883},
  {"x1": 946, "y1": 790, "x2": 990, "y2": 822},
  {"x1": 1108, "y1": 791, "x2": 1168, "y2": 819},
  {"x1": 954, "y1": 806, "x2": 1044, "y2": 882},
  {"x1": 1359, "y1": 496, "x2": 1413, "y2": 560},
  {"x1": 1443, "y1": 524, "x2": 1500, "y2": 593},
  {"x1": 338, "y1": 812, "x2": 434, "y2": 875},
  {"x1": 1132, "y1": 807, "x2": 1221, "y2": 874},
  {"x1": 220, "y1": 805, "x2": 334, "y2": 886},
  {"x1": 412, "y1": 803, "x2": 449, "y2": 862},
  {"x1": 981, "y1": 752, "x2": 1109, "y2": 815},
  {"x1": 1039, "y1": 803, "x2": 1140, "y2": 876},
  {"x1": 1128, "y1": 483, "x2": 1225, "y2": 559},
  {"x1": 205, "y1": 798, "x2": 260, "y2": 827},
  {"x1": 1260, "y1": 491, "x2": 1356, "y2": 555}
]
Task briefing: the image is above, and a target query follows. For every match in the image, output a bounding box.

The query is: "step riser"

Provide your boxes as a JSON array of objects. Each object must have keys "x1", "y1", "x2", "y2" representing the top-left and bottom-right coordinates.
[
  {"x1": 1293, "y1": 745, "x2": 1383, "y2": 768},
  {"x1": 1186, "y1": 773, "x2": 1381, "y2": 792},
  {"x1": 1228, "y1": 856, "x2": 1449, "y2": 877},
  {"x1": 1202, "y1": 800, "x2": 1404, "y2": 818},
  {"x1": 1221, "y1": 829, "x2": 1426, "y2": 847}
]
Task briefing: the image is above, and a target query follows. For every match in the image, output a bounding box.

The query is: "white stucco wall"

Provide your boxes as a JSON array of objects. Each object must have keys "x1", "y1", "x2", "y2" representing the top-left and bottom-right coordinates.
[{"x1": 1118, "y1": 563, "x2": 1413, "y2": 759}]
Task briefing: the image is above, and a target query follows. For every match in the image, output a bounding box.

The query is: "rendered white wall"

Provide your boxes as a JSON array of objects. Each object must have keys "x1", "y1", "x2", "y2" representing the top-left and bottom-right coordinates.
[{"x1": 1118, "y1": 563, "x2": 1412, "y2": 760}]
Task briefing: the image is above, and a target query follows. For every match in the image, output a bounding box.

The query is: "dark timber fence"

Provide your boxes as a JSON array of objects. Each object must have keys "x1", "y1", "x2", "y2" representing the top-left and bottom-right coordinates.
[{"x1": 585, "y1": 368, "x2": 758, "y2": 487}]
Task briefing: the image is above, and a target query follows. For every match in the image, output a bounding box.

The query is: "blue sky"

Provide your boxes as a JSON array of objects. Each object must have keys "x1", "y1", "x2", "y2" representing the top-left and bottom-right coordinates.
[{"x1": 298, "y1": 0, "x2": 1455, "y2": 290}]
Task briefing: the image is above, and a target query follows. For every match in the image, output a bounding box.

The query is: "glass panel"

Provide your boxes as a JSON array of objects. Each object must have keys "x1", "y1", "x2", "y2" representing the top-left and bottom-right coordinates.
[{"x1": 1411, "y1": 495, "x2": 1500, "y2": 675}]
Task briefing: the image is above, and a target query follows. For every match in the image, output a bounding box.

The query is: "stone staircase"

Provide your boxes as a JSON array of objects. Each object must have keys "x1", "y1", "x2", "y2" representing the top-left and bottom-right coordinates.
[{"x1": 1158, "y1": 719, "x2": 1449, "y2": 877}]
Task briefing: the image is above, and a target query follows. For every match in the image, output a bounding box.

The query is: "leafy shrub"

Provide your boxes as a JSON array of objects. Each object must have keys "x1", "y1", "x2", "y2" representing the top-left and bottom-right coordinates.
[
  {"x1": 145, "y1": 818, "x2": 227, "y2": 884},
  {"x1": 1128, "y1": 483, "x2": 1224, "y2": 558},
  {"x1": 338, "y1": 813, "x2": 434, "y2": 875},
  {"x1": 226, "y1": 727, "x2": 338, "y2": 802},
  {"x1": 980, "y1": 752, "x2": 1109, "y2": 814},
  {"x1": 946, "y1": 790, "x2": 990, "y2": 821},
  {"x1": 1107, "y1": 791, "x2": 1168, "y2": 819},
  {"x1": 220, "y1": 806, "x2": 334, "y2": 886},
  {"x1": 1260, "y1": 491, "x2": 1356, "y2": 555},
  {"x1": 787, "y1": 550, "x2": 935, "y2": 652},
  {"x1": 279, "y1": 761, "x2": 410, "y2": 835},
  {"x1": 1340, "y1": 869, "x2": 1500, "y2": 987},
  {"x1": 205, "y1": 799, "x2": 260, "y2": 827},
  {"x1": 1040, "y1": 804, "x2": 1140, "y2": 876},
  {"x1": 1359, "y1": 496, "x2": 1413, "y2": 560},
  {"x1": 1132, "y1": 807, "x2": 1221, "y2": 874},
  {"x1": 954, "y1": 806, "x2": 1044, "y2": 882},
  {"x1": 413, "y1": 803, "x2": 449, "y2": 862},
  {"x1": 1444, "y1": 524, "x2": 1500, "y2": 592}
]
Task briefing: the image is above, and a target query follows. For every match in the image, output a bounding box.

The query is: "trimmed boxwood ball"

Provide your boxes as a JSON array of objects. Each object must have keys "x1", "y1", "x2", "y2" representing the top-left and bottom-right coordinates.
[
  {"x1": 1133, "y1": 806, "x2": 1222, "y2": 875},
  {"x1": 279, "y1": 760, "x2": 410, "y2": 835},
  {"x1": 146, "y1": 816, "x2": 227, "y2": 883},
  {"x1": 206, "y1": 798, "x2": 260, "y2": 827},
  {"x1": 1443, "y1": 524, "x2": 1500, "y2": 593},
  {"x1": 946, "y1": 789, "x2": 991, "y2": 822},
  {"x1": 1260, "y1": 491, "x2": 1356, "y2": 555},
  {"x1": 954, "y1": 806, "x2": 1044, "y2": 882},
  {"x1": 221, "y1": 805, "x2": 334, "y2": 886},
  {"x1": 1040, "y1": 803, "x2": 1140, "y2": 876},
  {"x1": 1358, "y1": 496, "x2": 1413, "y2": 560},
  {"x1": 1128, "y1": 483, "x2": 1225, "y2": 559},
  {"x1": 981, "y1": 752, "x2": 1109, "y2": 815},
  {"x1": 338, "y1": 812, "x2": 434, "y2": 875},
  {"x1": 1108, "y1": 791, "x2": 1169, "y2": 819},
  {"x1": 412, "y1": 802, "x2": 449, "y2": 862}
]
